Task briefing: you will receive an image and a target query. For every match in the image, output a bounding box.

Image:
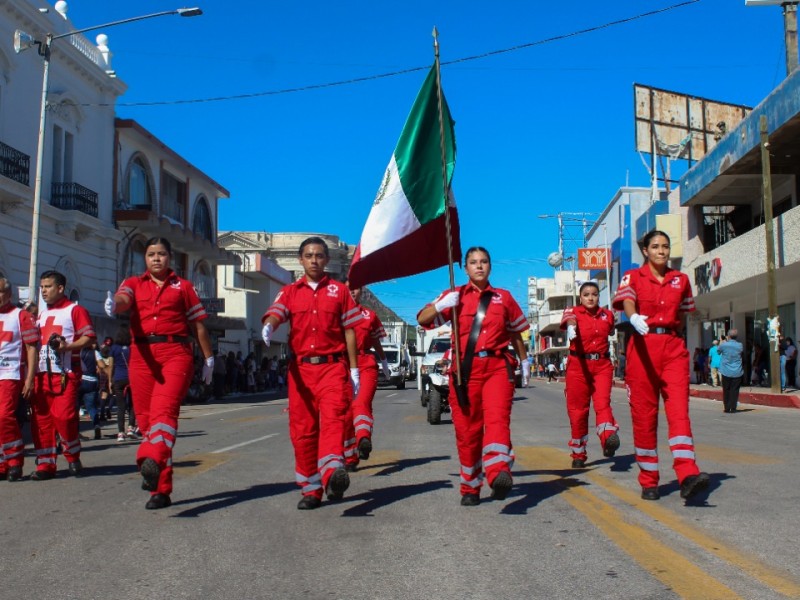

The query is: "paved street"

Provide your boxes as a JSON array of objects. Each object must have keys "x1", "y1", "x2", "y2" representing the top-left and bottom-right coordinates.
[{"x1": 1, "y1": 381, "x2": 799, "y2": 600}]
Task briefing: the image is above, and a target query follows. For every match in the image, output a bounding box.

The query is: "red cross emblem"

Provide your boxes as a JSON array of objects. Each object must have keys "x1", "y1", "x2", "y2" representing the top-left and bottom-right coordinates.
[
  {"x1": 40, "y1": 316, "x2": 63, "y2": 344},
  {"x1": 0, "y1": 321, "x2": 13, "y2": 347}
]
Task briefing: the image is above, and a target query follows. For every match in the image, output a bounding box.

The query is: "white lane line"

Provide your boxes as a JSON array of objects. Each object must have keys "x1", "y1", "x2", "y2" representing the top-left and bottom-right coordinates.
[
  {"x1": 386, "y1": 393, "x2": 397, "y2": 398},
  {"x1": 212, "y1": 433, "x2": 279, "y2": 454},
  {"x1": 196, "y1": 405, "x2": 264, "y2": 417}
]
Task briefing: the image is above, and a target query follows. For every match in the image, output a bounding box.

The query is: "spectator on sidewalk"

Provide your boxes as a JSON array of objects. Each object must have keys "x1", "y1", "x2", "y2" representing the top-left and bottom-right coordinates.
[
  {"x1": 719, "y1": 329, "x2": 744, "y2": 413},
  {"x1": 708, "y1": 340, "x2": 721, "y2": 387},
  {"x1": 212, "y1": 351, "x2": 227, "y2": 399},
  {"x1": 547, "y1": 362, "x2": 558, "y2": 383},
  {"x1": 784, "y1": 337, "x2": 797, "y2": 389}
]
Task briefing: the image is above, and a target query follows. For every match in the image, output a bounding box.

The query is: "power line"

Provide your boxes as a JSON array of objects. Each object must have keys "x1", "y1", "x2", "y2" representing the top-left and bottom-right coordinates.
[{"x1": 83, "y1": 1, "x2": 700, "y2": 108}]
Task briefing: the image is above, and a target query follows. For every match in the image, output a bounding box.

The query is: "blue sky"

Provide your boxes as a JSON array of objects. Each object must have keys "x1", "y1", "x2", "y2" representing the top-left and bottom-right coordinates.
[{"x1": 64, "y1": 0, "x2": 785, "y2": 322}]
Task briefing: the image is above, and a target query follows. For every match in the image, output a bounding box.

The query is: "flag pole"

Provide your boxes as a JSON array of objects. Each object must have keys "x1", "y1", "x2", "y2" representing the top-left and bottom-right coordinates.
[{"x1": 432, "y1": 27, "x2": 464, "y2": 391}]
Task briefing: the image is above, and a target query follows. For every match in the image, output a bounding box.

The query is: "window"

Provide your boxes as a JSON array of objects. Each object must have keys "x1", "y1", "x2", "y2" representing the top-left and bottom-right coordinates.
[
  {"x1": 123, "y1": 238, "x2": 147, "y2": 278},
  {"x1": 192, "y1": 196, "x2": 213, "y2": 241},
  {"x1": 162, "y1": 172, "x2": 186, "y2": 224},
  {"x1": 127, "y1": 158, "x2": 152, "y2": 208},
  {"x1": 51, "y1": 125, "x2": 74, "y2": 184}
]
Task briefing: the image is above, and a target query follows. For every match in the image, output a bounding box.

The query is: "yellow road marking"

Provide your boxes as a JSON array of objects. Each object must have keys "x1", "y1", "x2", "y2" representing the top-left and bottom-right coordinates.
[
  {"x1": 225, "y1": 415, "x2": 273, "y2": 424},
  {"x1": 354, "y1": 450, "x2": 403, "y2": 474},
  {"x1": 173, "y1": 452, "x2": 231, "y2": 477},
  {"x1": 693, "y1": 443, "x2": 781, "y2": 465},
  {"x1": 583, "y1": 469, "x2": 800, "y2": 598},
  {"x1": 403, "y1": 414, "x2": 426, "y2": 423},
  {"x1": 516, "y1": 447, "x2": 741, "y2": 600}
]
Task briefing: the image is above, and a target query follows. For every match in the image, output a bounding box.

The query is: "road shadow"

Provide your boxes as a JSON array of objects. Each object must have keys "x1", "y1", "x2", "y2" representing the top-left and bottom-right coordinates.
[
  {"x1": 76, "y1": 462, "x2": 140, "y2": 478},
  {"x1": 339, "y1": 480, "x2": 453, "y2": 517},
  {"x1": 171, "y1": 481, "x2": 297, "y2": 517},
  {"x1": 500, "y1": 470, "x2": 590, "y2": 515},
  {"x1": 658, "y1": 471, "x2": 735, "y2": 507},
  {"x1": 364, "y1": 454, "x2": 450, "y2": 477},
  {"x1": 603, "y1": 453, "x2": 636, "y2": 473}
]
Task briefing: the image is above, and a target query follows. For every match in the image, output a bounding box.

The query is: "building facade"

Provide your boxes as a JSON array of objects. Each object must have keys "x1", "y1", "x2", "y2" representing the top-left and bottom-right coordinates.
[{"x1": 0, "y1": 0, "x2": 125, "y2": 334}]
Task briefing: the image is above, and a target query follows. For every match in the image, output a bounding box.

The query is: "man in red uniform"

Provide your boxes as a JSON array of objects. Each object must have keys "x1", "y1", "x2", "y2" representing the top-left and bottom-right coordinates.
[
  {"x1": 261, "y1": 237, "x2": 361, "y2": 510},
  {"x1": 0, "y1": 279, "x2": 38, "y2": 481},
  {"x1": 343, "y1": 285, "x2": 391, "y2": 471},
  {"x1": 31, "y1": 270, "x2": 96, "y2": 479},
  {"x1": 613, "y1": 229, "x2": 709, "y2": 501},
  {"x1": 560, "y1": 280, "x2": 619, "y2": 468}
]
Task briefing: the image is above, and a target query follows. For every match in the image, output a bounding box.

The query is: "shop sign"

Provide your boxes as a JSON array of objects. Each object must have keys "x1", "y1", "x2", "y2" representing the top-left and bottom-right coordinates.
[
  {"x1": 201, "y1": 297, "x2": 225, "y2": 314},
  {"x1": 694, "y1": 258, "x2": 722, "y2": 295}
]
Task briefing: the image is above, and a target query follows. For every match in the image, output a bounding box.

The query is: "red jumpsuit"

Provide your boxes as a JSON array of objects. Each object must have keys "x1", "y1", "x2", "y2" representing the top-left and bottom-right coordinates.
[
  {"x1": 419, "y1": 283, "x2": 528, "y2": 496},
  {"x1": 560, "y1": 305, "x2": 617, "y2": 461},
  {"x1": 116, "y1": 270, "x2": 207, "y2": 497},
  {"x1": 612, "y1": 265, "x2": 701, "y2": 489},
  {"x1": 33, "y1": 297, "x2": 95, "y2": 473},
  {"x1": 263, "y1": 275, "x2": 360, "y2": 500},
  {"x1": 343, "y1": 306, "x2": 385, "y2": 468},
  {"x1": 0, "y1": 305, "x2": 38, "y2": 475}
]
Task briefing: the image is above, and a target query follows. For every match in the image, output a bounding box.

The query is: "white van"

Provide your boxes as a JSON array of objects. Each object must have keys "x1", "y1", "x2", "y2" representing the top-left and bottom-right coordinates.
[{"x1": 376, "y1": 343, "x2": 409, "y2": 389}]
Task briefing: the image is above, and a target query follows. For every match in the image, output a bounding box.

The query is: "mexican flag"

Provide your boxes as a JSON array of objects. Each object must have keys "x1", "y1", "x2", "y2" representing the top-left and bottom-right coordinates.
[{"x1": 347, "y1": 65, "x2": 461, "y2": 289}]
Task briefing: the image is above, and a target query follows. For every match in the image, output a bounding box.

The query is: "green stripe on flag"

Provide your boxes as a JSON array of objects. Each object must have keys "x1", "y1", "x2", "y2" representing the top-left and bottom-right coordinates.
[{"x1": 394, "y1": 65, "x2": 456, "y2": 226}]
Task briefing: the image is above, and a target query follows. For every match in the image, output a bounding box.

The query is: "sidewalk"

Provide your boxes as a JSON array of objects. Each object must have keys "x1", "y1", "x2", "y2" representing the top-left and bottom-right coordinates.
[{"x1": 536, "y1": 376, "x2": 800, "y2": 410}]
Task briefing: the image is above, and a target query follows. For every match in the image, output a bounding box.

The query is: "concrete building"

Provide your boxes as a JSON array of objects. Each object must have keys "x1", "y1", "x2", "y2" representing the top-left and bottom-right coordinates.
[
  {"x1": 113, "y1": 119, "x2": 240, "y2": 346},
  {"x1": 529, "y1": 269, "x2": 589, "y2": 366},
  {"x1": 677, "y1": 66, "x2": 800, "y2": 382},
  {"x1": 0, "y1": 0, "x2": 125, "y2": 334}
]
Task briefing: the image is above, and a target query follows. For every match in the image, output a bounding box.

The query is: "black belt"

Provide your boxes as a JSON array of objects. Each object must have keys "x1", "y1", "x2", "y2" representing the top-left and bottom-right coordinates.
[
  {"x1": 570, "y1": 350, "x2": 610, "y2": 360},
  {"x1": 475, "y1": 349, "x2": 506, "y2": 358},
  {"x1": 651, "y1": 327, "x2": 676, "y2": 335},
  {"x1": 298, "y1": 353, "x2": 343, "y2": 365},
  {"x1": 134, "y1": 335, "x2": 191, "y2": 344}
]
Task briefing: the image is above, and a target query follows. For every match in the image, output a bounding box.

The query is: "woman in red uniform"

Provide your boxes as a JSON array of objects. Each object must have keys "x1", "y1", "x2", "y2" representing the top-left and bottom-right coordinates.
[
  {"x1": 343, "y1": 284, "x2": 391, "y2": 471},
  {"x1": 417, "y1": 247, "x2": 529, "y2": 506},
  {"x1": 612, "y1": 230, "x2": 709, "y2": 501},
  {"x1": 560, "y1": 279, "x2": 619, "y2": 469},
  {"x1": 106, "y1": 237, "x2": 214, "y2": 509}
]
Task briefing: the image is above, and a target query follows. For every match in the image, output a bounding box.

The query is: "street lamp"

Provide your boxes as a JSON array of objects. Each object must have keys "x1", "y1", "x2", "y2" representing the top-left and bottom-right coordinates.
[{"x1": 13, "y1": 7, "x2": 202, "y2": 297}]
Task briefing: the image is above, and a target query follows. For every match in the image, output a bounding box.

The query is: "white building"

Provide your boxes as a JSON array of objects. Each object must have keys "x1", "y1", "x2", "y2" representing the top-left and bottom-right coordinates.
[
  {"x1": 0, "y1": 0, "x2": 125, "y2": 333},
  {"x1": 113, "y1": 118, "x2": 241, "y2": 345},
  {"x1": 529, "y1": 269, "x2": 589, "y2": 364}
]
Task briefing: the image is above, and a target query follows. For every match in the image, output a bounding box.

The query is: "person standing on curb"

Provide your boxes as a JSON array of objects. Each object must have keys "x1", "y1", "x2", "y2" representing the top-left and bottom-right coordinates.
[
  {"x1": 106, "y1": 237, "x2": 214, "y2": 510},
  {"x1": 0, "y1": 279, "x2": 38, "y2": 481},
  {"x1": 613, "y1": 230, "x2": 710, "y2": 502},
  {"x1": 719, "y1": 330, "x2": 744, "y2": 414},
  {"x1": 261, "y1": 236, "x2": 361, "y2": 510},
  {"x1": 560, "y1": 279, "x2": 619, "y2": 469},
  {"x1": 708, "y1": 340, "x2": 721, "y2": 387}
]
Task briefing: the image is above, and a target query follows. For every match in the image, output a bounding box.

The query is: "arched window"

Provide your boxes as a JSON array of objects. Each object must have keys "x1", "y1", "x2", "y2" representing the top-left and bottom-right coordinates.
[
  {"x1": 127, "y1": 157, "x2": 152, "y2": 208},
  {"x1": 192, "y1": 260, "x2": 215, "y2": 298},
  {"x1": 123, "y1": 238, "x2": 147, "y2": 278},
  {"x1": 192, "y1": 196, "x2": 213, "y2": 241}
]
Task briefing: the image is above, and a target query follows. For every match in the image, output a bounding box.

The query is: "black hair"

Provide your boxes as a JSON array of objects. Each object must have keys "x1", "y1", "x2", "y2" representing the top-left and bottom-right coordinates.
[
  {"x1": 40, "y1": 270, "x2": 66, "y2": 287},
  {"x1": 115, "y1": 325, "x2": 132, "y2": 346},
  {"x1": 144, "y1": 237, "x2": 172, "y2": 255},
  {"x1": 640, "y1": 229, "x2": 671, "y2": 250},
  {"x1": 579, "y1": 281, "x2": 600, "y2": 292},
  {"x1": 298, "y1": 236, "x2": 329, "y2": 257},
  {"x1": 465, "y1": 246, "x2": 491, "y2": 264}
]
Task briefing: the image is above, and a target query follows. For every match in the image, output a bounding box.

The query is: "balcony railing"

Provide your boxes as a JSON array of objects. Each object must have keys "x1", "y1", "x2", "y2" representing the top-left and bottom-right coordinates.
[
  {"x1": 0, "y1": 140, "x2": 31, "y2": 186},
  {"x1": 51, "y1": 182, "x2": 98, "y2": 217},
  {"x1": 192, "y1": 272, "x2": 217, "y2": 299}
]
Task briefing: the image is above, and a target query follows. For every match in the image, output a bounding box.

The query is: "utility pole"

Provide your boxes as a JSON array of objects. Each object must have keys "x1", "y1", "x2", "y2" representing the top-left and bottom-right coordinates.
[{"x1": 759, "y1": 116, "x2": 781, "y2": 393}]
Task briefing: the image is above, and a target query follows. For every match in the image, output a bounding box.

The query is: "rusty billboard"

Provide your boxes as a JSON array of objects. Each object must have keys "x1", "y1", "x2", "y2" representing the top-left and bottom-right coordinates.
[{"x1": 634, "y1": 84, "x2": 752, "y2": 163}]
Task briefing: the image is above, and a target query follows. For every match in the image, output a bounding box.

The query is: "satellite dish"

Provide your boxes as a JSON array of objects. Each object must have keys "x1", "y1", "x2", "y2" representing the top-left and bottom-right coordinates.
[{"x1": 547, "y1": 251, "x2": 563, "y2": 268}]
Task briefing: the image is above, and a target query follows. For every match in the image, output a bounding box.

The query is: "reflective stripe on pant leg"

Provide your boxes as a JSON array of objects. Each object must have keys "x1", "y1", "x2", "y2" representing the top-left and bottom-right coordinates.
[
  {"x1": 312, "y1": 360, "x2": 349, "y2": 490},
  {"x1": 460, "y1": 461, "x2": 483, "y2": 489},
  {"x1": 565, "y1": 362, "x2": 591, "y2": 459},
  {"x1": 661, "y1": 337, "x2": 701, "y2": 484},
  {"x1": 626, "y1": 335, "x2": 661, "y2": 487},
  {"x1": 352, "y1": 357, "x2": 377, "y2": 442},
  {"x1": 289, "y1": 363, "x2": 322, "y2": 498},
  {"x1": 353, "y1": 414, "x2": 373, "y2": 436},
  {"x1": 635, "y1": 446, "x2": 659, "y2": 474},
  {"x1": 52, "y1": 374, "x2": 81, "y2": 462},
  {"x1": 451, "y1": 372, "x2": 485, "y2": 495},
  {"x1": 31, "y1": 376, "x2": 57, "y2": 472},
  {"x1": 590, "y1": 359, "x2": 617, "y2": 446},
  {"x1": 480, "y1": 359, "x2": 514, "y2": 487},
  {"x1": 0, "y1": 381, "x2": 23, "y2": 467}
]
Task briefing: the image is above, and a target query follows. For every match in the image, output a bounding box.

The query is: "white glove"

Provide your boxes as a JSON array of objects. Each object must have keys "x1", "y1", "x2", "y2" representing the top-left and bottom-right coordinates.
[
  {"x1": 201, "y1": 356, "x2": 214, "y2": 385},
  {"x1": 434, "y1": 291, "x2": 459, "y2": 313},
  {"x1": 630, "y1": 313, "x2": 650, "y2": 336},
  {"x1": 567, "y1": 324, "x2": 577, "y2": 341},
  {"x1": 380, "y1": 358, "x2": 391, "y2": 379},
  {"x1": 104, "y1": 291, "x2": 115, "y2": 317},
  {"x1": 350, "y1": 367, "x2": 360, "y2": 397},
  {"x1": 522, "y1": 361, "x2": 531, "y2": 387},
  {"x1": 261, "y1": 322, "x2": 273, "y2": 347}
]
